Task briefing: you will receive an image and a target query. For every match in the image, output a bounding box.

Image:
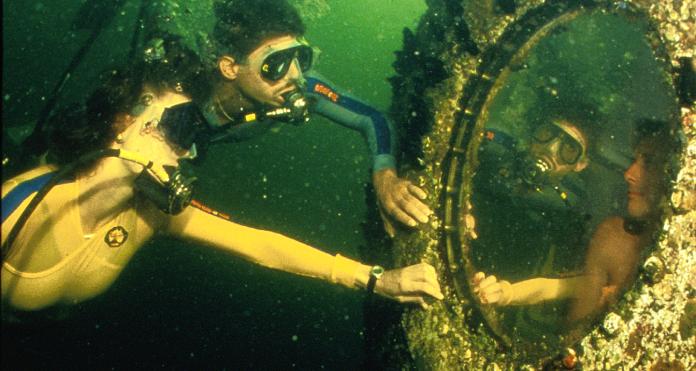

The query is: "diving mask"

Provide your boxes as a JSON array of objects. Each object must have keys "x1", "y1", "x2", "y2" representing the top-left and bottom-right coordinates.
[
  {"x1": 522, "y1": 120, "x2": 588, "y2": 188},
  {"x1": 259, "y1": 40, "x2": 313, "y2": 82},
  {"x1": 158, "y1": 101, "x2": 218, "y2": 155},
  {"x1": 531, "y1": 122, "x2": 586, "y2": 165}
]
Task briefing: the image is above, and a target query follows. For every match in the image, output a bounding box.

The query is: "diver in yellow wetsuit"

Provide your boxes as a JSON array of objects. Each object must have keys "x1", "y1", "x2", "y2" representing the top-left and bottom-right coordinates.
[
  {"x1": 1, "y1": 85, "x2": 443, "y2": 313},
  {"x1": 1, "y1": 0, "x2": 444, "y2": 313}
]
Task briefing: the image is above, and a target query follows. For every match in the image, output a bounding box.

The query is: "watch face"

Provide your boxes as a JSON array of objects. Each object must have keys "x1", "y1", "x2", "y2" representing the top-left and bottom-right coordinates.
[{"x1": 371, "y1": 265, "x2": 385, "y2": 277}]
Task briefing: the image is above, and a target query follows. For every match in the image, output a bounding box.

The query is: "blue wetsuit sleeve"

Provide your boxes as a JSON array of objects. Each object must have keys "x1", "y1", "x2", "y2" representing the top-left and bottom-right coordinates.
[{"x1": 304, "y1": 72, "x2": 396, "y2": 172}]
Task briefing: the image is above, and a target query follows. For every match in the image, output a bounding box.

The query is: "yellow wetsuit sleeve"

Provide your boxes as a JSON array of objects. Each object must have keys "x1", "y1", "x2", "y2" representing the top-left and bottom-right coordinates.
[
  {"x1": 331, "y1": 254, "x2": 365, "y2": 288},
  {"x1": 166, "y1": 206, "x2": 371, "y2": 289}
]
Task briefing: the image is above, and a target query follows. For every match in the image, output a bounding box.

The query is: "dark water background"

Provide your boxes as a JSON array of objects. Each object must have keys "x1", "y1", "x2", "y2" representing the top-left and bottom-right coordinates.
[{"x1": 2, "y1": 1, "x2": 426, "y2": 369}]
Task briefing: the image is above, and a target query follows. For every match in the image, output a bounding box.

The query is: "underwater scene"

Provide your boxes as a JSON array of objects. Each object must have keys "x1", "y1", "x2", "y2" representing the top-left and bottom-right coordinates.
[
  {"x1": 2, "y1": 0, "x2": 694, "y2": 370},
  {"x1": 2, "y1": 0, "x2": 426, "y2": 369}
]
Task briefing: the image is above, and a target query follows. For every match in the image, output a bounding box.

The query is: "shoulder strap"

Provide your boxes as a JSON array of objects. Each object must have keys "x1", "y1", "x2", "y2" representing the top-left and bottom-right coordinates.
[{"x1": 2, "y1": 166, "x2": 68, "y2": 223}]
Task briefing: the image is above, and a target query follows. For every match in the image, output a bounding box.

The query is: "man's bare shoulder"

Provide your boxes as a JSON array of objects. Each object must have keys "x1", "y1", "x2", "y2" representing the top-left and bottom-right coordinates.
[
  {"x1": 587, "y1": 216, "x2": 641, "y2": 268},
  {"x1": 595, "y1": 216, "x2": 625, "y2": 236},
  {"x1": 586, "y1": 216, "x2": 633, "y2": 261}
]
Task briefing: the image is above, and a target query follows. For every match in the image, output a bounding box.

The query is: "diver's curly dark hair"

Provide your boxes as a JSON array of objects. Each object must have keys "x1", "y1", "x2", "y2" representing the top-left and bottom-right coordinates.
[
  {"x1": 212, "y1": 0, "x2": 306, "y2": 60},
  {"x1": 632, "y1": 118, "x2": 684, "y2": 184},
  {"x1": 47, "y1": 34, "x2": 209, "y2": 170},
  {"x1": 139, "y1": 34, "x2": 211, "y2": 102},
  {"x1": 47, "y1": 68, "x2": 140, "y2": 169}
]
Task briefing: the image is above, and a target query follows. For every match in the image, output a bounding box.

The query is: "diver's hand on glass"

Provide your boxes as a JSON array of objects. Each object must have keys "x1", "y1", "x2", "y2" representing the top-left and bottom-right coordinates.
[
  {"x1": 373, "y1": 168, "x2": 432, "y2": 237},
  {"x1": 472, "y1": 272, "x2": 512, "y2": 306},
  {"x1": 374, "y1": 263, "x2": 444, "y2": 309}
]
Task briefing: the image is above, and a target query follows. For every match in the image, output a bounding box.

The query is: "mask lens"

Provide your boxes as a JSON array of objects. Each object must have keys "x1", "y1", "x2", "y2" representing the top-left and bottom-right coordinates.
[
  {"x1": 260, "y1": 45, "x2": 313, "y2": 82},
  {"x1": 532, "y1": 124, "x2": 556, "y2": 143},
  {"x1": 261, "y1": 49, "x2": 292, "y2": 81},
  {"x1": 559, "y1": 138, "x2": 582, "y2": 164},
  {"x1": 295, "y1": 45, "x2": 313, "y2": 71}
]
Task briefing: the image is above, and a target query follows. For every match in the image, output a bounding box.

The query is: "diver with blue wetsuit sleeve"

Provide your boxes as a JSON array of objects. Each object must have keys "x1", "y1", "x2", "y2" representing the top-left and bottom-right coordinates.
[
  {"x1": 304, "y1": 71, "x2": 397, "y2": 173},
  {"x1": 1, "y1": 0, "x2": 444, "y2": 315},
  {"x1": 304, "y1": 71, "x2": 432, "y2": 236},
  {"x1": 135, "y1": 0, "x2": 432, "y2": 236}
]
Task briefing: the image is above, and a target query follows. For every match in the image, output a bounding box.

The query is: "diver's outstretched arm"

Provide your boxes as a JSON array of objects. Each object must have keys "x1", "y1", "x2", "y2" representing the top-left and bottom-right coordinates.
[
  {"x1": 166, "y1": 205, "x2": 443, "y2": 307},
  {"x1": 473, "y1": 272, "x2": 582, "y2": 306},
  {"x1": 305, "y1": 72, "x2": 432, "y2": 235}
]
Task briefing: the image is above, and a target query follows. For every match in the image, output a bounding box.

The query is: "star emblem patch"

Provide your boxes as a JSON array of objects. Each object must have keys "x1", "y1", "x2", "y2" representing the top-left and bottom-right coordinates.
[{"x1": 105, "y1": 226, "x2": 128, "y2": 247}]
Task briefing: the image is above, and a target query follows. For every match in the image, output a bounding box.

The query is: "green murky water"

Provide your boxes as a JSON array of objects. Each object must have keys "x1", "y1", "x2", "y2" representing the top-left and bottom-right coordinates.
[{"x1": 2, "y1": 1, "x2": 425, "y2": 369}]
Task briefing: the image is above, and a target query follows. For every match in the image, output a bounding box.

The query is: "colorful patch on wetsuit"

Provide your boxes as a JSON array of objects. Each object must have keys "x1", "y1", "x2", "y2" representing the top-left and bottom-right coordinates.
[
  {"x1": 312, "y1": 83, "x2": 340, "y2": 103},
  {"x1": 105, "y1": 226, "x2": 129, "y2": 247}
]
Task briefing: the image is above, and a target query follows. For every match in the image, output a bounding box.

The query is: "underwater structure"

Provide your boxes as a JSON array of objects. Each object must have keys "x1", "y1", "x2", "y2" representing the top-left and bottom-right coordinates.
[
  {"x1": 388, "y1": 0, "x2": 695, "y2": 369},
  {"x1": 1, "y1": 0, "x2": 693, "y2": 369}
]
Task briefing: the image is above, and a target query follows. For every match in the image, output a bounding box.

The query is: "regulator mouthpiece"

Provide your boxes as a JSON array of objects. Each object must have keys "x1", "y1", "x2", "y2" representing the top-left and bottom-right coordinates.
[{"x1": 264, "y1": 90, "x2": 310, "y2": 125}]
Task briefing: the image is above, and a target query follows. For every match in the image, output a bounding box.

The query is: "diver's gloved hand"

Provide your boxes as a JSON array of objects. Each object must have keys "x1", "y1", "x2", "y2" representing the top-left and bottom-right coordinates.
[
  {"x1": 374, "y1": 263, "x2": 444, "y2": 309},
  {"x1": 373, "y1": 168, "x2": 432, "y2": 237},
  {"x1": 472, "y1": 272, "x2": 512, "y2": 306}
]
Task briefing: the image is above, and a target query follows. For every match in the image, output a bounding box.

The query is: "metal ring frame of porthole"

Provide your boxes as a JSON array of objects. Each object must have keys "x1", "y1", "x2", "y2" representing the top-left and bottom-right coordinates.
[
  {"x1": 444, "y1": 0, "x2": 680, "y2": 352},
  {"x1": 394, "y1": 0, "x2": 695, "y2": 369}
]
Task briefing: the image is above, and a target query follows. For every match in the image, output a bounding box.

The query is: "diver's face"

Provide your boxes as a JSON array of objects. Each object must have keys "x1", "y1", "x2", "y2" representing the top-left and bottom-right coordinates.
[
  {"x1": 529, "y1": 120, "x2": 589, "y2": 179},
  {"x1": 230, "y1": 35, "x2": 305, "y2": 107},
  {"x1": 624, "y1": 140, "x2": 664, "y2": 219}
]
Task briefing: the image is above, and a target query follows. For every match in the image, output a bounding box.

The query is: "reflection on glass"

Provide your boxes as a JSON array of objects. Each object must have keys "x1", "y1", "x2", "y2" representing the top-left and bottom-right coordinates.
[
  {"x1": 465, "y1": 9, "x2": 679, "y2": 352},
  {"x1": 474, "y1": 120, "x2": 677, "y2": 317}
]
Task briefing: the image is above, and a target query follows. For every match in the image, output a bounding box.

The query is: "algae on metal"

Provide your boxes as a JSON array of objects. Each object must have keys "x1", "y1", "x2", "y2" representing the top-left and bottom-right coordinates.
[{"x1": 389, "y1": 0, "x2": 695, "y2": 369}]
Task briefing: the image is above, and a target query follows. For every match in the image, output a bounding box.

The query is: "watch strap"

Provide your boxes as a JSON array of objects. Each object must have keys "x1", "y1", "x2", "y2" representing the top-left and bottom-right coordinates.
[{"x1": 366, "y1": 265, "x2": 384, "y2": 294}]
